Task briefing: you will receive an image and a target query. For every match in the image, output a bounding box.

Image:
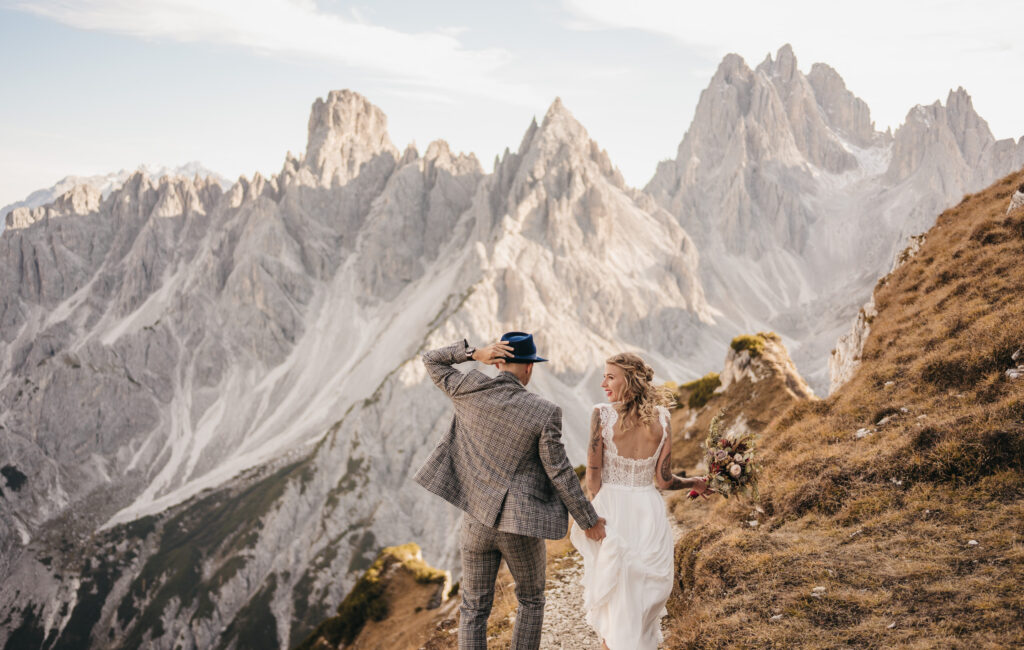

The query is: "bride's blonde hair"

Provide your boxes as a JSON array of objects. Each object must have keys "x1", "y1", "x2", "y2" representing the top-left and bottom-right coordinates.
[{"x1": 606, "y1": 352, "x2": 672, "y2": 428}]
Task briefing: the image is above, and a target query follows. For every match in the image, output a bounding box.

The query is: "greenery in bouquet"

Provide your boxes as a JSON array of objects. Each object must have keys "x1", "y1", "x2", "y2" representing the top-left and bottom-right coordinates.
[{"x1": 694, "y1": 411, "x2": 760, "y2": 500}]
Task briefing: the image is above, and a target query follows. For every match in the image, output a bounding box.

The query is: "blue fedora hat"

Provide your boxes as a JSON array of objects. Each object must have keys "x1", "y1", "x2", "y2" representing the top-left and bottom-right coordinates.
[{"x1": 501, "y1": 331, "x2": 548, "y2": 363}]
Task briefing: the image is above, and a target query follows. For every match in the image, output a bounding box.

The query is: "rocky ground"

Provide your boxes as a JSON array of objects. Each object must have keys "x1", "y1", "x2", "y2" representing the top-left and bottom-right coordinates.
[{"x1": 536, "y1": 547, "x2": 599, "y2": 649}]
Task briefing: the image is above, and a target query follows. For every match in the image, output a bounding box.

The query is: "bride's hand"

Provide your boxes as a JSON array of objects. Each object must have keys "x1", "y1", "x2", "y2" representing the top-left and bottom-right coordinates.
[
  {"x1": 687, "y1": 476, "x2": 712, "y2": 500},
  {"x1": 693, "y1": 476, "x2": 709, "y2": 493}
]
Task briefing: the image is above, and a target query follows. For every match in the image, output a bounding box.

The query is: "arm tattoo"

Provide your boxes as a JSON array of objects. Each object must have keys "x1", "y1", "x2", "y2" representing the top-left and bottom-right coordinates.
[
  {"x1": 660, "y1": 456, "x2": 672, "y2": 483},
  {"x1": 663, "y1": 475, "x2": 688, "y2": 490},
  {"x1": 657, "y1": 433, "x2": 677, "y2": 487},
  {"x1": 589, "y1": 410, "x2": 602, "y2": 453},
  {"x1": 658, "y1": 460, "x2": 688, "y2": 490}
]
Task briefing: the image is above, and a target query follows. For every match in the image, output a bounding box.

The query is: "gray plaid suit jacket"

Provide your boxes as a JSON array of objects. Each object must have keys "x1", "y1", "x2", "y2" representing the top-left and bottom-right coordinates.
[{"x1": 414, "y1": 340, "x2": 599, "y2": 539}]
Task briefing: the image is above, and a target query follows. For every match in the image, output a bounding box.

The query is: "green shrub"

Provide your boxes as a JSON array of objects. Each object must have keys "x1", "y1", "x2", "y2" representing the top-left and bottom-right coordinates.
[
  {"x1": 681, "y1": 373, "x2": 721, "y2": 409},
  {"x1": 730, "y1": 333, "x2": 770, "y2": 358}
]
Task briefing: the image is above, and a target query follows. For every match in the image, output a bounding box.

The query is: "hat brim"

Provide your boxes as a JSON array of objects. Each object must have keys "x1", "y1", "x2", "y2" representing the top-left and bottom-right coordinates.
[{"x1": 505, "y1": 355, "x2": 547, "y2": 363}]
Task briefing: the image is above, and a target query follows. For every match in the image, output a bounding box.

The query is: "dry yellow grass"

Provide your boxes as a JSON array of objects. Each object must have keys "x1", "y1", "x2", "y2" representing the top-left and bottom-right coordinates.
[{"x1": 664, "y1": 169, "x2": 1024, "y2": 648}]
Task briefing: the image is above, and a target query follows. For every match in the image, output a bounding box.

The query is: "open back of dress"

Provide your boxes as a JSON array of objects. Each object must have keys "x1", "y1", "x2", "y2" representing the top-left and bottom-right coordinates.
[{"x1": 569, "y1": 402, "x2": 675, "y2": 650}]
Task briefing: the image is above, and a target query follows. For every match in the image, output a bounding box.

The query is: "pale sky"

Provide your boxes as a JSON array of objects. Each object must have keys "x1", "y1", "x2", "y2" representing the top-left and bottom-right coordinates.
[{"x1": 1, "y1": 0, "x2": 1021, "y2": 209}]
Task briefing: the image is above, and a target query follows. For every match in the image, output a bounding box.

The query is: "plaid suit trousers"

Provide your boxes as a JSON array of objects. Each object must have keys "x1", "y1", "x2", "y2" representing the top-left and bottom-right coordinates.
[{"x1": 458, "y1": 513, "x2": 546, "y2": 650}]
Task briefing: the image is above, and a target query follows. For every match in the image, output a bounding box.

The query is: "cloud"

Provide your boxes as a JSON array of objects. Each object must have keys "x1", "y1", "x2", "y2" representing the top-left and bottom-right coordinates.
[
  {"x1": 561, "y1": 0, "x2": 1016, "y2": 58},
  {"x1": 14, "y1": 0, "x2": 541, "y2": 106},
  {"x1": 562, "y1": 0, "x2": 1023, "y2": 135}
]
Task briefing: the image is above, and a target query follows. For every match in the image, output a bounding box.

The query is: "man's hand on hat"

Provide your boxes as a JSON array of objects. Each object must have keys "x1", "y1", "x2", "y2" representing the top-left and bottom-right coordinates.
[{"x1": 472, "y1": 340, "x2": 514, "y2": 365}]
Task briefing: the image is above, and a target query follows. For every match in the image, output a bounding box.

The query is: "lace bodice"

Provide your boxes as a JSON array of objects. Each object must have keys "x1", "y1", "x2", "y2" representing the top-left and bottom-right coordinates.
[{"x1": 597, "y1": 403, "x2": 669, "y2": 488}]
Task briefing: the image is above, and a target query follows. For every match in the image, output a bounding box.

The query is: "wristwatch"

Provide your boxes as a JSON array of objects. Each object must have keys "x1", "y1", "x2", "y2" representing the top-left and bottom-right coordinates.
[{"x1": 464, "y1": 341, "x2": 476, "y2": 360}]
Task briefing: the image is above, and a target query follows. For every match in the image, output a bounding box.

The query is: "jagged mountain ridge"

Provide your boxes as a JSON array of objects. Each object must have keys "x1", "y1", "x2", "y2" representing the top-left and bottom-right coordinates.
[
  {"x1": 1, "y1": 43, "x2": 1022, "y2": 648},
  {"x1": 1, "y1": 162, "x2": 229, "y2": 234},
  {"x1": 647, "y1": 44, "x2": 1024, "y2": 393},
  {"x1": 0, "y1": 91, "x2": 718, "y2": 649}
]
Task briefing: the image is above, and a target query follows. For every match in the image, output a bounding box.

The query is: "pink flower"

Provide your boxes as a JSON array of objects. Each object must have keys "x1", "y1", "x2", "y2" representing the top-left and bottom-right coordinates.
[{"x1": 728, "y1": 463, "x2": 742, "y2": 478}]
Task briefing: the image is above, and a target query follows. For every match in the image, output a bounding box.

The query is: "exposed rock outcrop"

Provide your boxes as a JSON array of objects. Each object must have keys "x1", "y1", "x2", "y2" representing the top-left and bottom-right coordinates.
[
  {"x1": 827, "y1": 297, "x2": 877, "y2": 395},
  {"x1": 1008, "y1": 184, "x2": 1024, "y2": 214},
  {"x1": 669, "y1": 331, "x2": 816, "y2": 472},
  {"x1": 829, "y1": 232, "x2": 926, "y2": 394}
]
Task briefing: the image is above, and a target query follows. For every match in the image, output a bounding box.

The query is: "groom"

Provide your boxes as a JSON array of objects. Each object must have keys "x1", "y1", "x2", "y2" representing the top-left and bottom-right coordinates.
[{"x1": 414, "y1": 332, "x2": 607, "y2": 650}]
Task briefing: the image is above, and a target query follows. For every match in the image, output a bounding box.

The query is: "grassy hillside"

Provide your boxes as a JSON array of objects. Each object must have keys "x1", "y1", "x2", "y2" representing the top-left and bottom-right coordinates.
[
  {"x1": 294, "y1": 543, "x2": 453, "y2": 650},
  {"x1": 664, "y1": 169, "x2": 1024, "y2": 648}
]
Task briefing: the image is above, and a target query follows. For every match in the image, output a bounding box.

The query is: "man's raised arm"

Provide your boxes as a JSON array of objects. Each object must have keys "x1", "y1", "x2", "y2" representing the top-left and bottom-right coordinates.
[
  {"x1": 422, "y1": 339, "x2": 515, "y2": 398},
  {"x1": 422, "y1": 340, "x2": 473, "y2": 399}
]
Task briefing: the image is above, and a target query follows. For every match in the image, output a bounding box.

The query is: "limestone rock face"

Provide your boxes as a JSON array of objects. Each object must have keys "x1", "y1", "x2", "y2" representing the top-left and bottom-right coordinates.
[
  {"x1": 828, "y1": 232, "x2": 925, "y2": 394},
  {"x1": 806, "y1": 62, "x2": 878, "y2": 148},
  {"x1": 1, "y1": 162, "x2": 228, "y2": 235},
  {"x1": 827, "y1": 297, "x2": 877, "y2": 395},
  {"x1": 0, "y1": 91, "x2": 714, "y2": 650},
  {"x1": 5, "y1": 184, "x2": 102, "y2": 229},
  {"x1": 303, "y1": 89, "x2": 399, "y2": 186},
  {"x1": 1009, "y1": 186, "x2": 1024, "y2": 215},
  {"x1": 718, "y1": 333, "x2": 815, "y2": 400},
  {"x1": 647, "y1": 44, "x2": 1024, "y2": 394}
]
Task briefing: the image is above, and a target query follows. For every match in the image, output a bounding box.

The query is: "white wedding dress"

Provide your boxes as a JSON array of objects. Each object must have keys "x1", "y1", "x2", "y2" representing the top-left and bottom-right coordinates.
[{"x1": 569, "y1": 403, "x2": 675, "y2": 649}]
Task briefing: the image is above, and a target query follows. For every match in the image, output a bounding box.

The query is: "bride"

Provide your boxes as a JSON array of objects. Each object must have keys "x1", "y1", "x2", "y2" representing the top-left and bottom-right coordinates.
[{"x1": 569, "y1": 353, "x2": 708, "y2": 649}]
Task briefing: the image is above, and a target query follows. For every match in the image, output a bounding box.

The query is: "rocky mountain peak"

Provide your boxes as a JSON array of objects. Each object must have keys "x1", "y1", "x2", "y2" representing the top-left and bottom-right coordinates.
[
  {"x1": 715, "y1": 52, "x2": 751, "y2": 82},
  {"x1": 885, "y1": 86, "x2": 1008, "y2": 185},
  {"x1": 944, "y1": 86, "x2": 994, "y2": 160},
  {"x1": 303, "y1": 89, "x2": 399, "y2": 186},
  {"x1": 489, "y1": 97, "x2": 626, "y2": 224},
  {"x1": 399, "y1": 143, "x2": 420, "y2": 166},
  {"x1": 423, "y1": 139, "x2": 481, "y2": 175},
  {"x1": 806, "y1": 62, "x2": 880, "y2": 147},
  {"x1": 4, "y1": 183, "x2": 101, "y2": 229},
  {"x1": 756, "y1": 43, "x2": 799, "y2": 82},
  {"x1": 526, "y1": 97, "x2": 589, "y2": 154},
  {"x1": 531, "y1": 97, "x2": 623, "y2": 186},
  {"x1": 542, "y1": 96, "x2": 573, "y2": 126}
]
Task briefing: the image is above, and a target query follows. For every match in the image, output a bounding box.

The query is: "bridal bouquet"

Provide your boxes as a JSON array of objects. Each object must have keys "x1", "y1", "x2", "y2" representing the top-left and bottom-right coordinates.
[{"x1": 690, "y1": 412, "x2": 760, "y2": 500}]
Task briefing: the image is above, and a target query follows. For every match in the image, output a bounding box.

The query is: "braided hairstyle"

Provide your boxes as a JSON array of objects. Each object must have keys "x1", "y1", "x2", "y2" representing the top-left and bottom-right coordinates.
[{"x1": 606, "y1": 352, "x2": 672, "y2": 429}]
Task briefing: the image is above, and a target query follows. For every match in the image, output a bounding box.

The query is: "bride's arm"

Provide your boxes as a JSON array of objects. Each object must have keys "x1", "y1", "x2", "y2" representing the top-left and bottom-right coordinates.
[
  {"x1": 654, "y1": 433, "x2": 706, "y2": 491},
  {"x1": 585, "y1": 407, "x2": 603, "y2": 499}
]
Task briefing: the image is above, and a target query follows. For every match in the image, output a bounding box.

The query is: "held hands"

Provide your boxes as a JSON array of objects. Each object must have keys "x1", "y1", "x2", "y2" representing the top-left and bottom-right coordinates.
[
  {"x1": 472, "y1": 340, "x2": 514, "y2": 365},
  {"x1": 584, "y1": 517, "x2": 607, "y2": 542}
]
